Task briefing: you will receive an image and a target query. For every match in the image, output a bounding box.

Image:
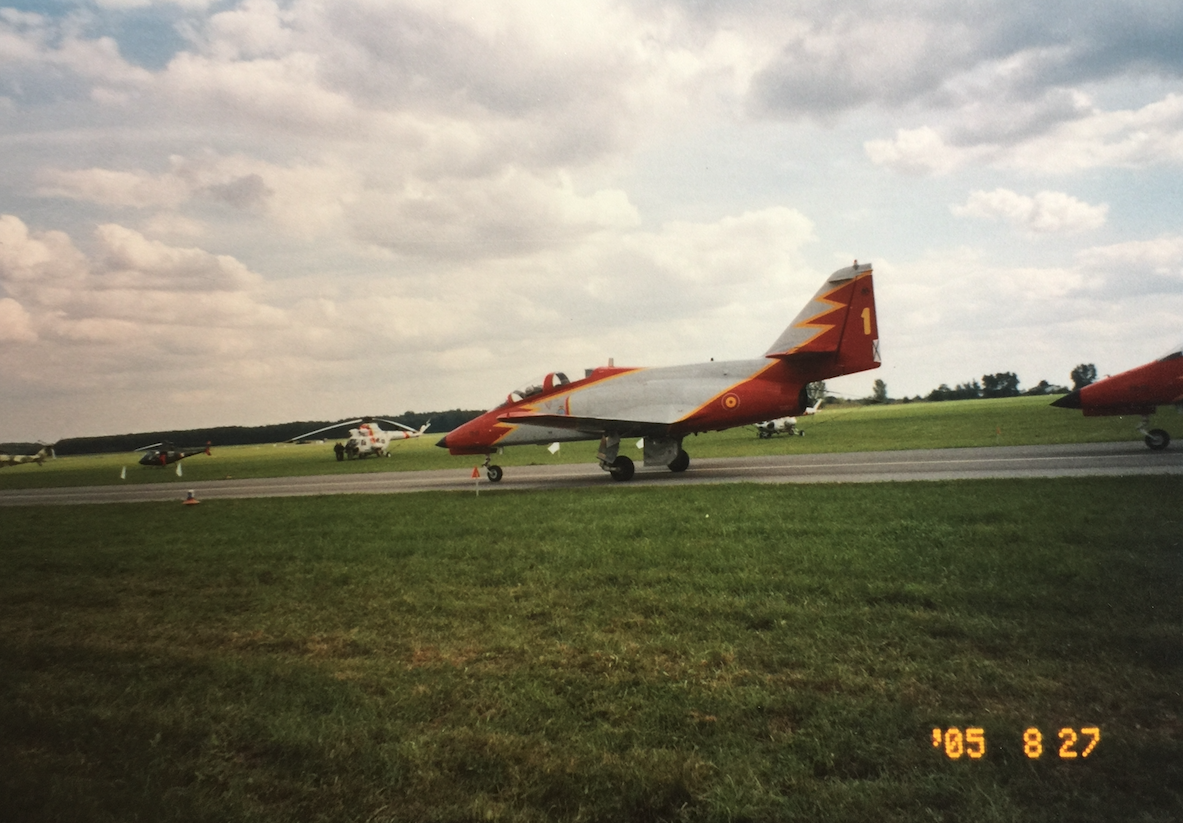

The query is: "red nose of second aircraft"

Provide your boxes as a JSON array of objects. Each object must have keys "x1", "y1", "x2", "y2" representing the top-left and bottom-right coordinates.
[
  {"x1": 434, "y1": 416, "x2": 500, "y2": 455},
  {"x1": 1050, "y1": 390, "x2": 1081, "y2": 409}
]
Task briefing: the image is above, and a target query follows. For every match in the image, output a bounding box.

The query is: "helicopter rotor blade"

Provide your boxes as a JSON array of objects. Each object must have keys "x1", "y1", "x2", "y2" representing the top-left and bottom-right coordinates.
[
  {"x1": 284, "y1": 420, "x2": 364, "y2": 442},
  {"x1": 376, "y1": 418, "x2": 421, "y2": 433}
]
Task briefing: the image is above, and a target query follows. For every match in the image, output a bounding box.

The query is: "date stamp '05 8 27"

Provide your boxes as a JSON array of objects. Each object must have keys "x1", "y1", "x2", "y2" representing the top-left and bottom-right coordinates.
[{"x1": 932, "y1": 726, "x2": 1101, "y2": 760}]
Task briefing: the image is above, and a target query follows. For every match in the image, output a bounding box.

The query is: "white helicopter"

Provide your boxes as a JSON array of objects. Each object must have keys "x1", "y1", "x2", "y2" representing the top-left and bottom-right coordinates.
[{"x1": 289, "y1": 418, "x2": 430, "y2": 460}]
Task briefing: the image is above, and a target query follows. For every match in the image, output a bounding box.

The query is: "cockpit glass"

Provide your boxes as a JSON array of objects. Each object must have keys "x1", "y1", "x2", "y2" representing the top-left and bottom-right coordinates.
[
  {"x1": 1158, "y1": 341, "x2": 1183, "y2": 361},
  {"x1": 497, "y1": 372, "x2": 572, "y2": 407}
]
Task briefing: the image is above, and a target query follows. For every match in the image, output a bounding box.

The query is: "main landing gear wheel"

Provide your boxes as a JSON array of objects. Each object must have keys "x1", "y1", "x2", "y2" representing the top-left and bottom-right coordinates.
[
  {"x1": 1144, "y1": 429, "x2": 1170, "y2": 451},
  {"x1": 486, "y1": 464, "x2": 504, "y2": 482},
  {"x1": 609, "y1": 455, "x2": 635, "y2": 482},
  {"x1": 667, "y1": 449, "x2": 690, "y2": 473}
]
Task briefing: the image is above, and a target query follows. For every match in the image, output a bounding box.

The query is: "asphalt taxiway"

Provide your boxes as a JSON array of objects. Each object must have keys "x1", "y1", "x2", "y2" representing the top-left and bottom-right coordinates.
[{"x1": 1, "y1": 441, "x2": 1180, "y2": 506}]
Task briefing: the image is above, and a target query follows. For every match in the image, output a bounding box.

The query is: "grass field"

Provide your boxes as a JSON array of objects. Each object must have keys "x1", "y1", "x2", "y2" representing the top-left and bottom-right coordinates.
[
  {"x1": 2, "y1": 477, "x2": 1181, "y2": 822},
  {"x1": 0, "y1": 396, "x2": 1160, "y2": 490}
]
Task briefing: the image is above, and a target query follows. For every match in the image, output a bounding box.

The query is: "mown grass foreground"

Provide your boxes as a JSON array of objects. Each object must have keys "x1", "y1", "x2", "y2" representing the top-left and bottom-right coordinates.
[{"x1": 2, "y1": 477, "x2": 1181, "y2": 822}]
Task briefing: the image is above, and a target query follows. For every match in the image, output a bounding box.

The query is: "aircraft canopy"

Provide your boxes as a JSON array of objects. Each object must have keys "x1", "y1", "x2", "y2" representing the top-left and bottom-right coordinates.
[
  {"x1": 500, "y1": 372, "x2": 571, "y2": 406},
  {"x1": 1158, "y1": 341, "x2": 1183, "y2": 361}
]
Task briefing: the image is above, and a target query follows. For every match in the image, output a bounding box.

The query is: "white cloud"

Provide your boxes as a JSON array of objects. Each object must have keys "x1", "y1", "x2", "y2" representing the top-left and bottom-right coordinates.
[
  {"x1": 38, "y1": 151, "x2": 640, "y2": 258},
  {"x1": 94, "y1": 223, "x2": 263, "y2": 291},
  {"x1": 38, "y1": 167, "x2": 192, "y2": 208},
  {"x1": 952, "y1": 189, "x2": 1108, "y2": 235},
  {"x1": 868, "y1": 94, "x2": 1183, "y2": 175},
  {"x1": 204, "y1": 0, "x2": 295, "y2": 61},
  {"x1": 1077, "y1": 235, "x2": 1183, "y2": 274},
  {"x1": 348, "y1": 167, "x2": 640, "y2": 258},
  {"x1": 622, "y1": 207, "x2": 815, "y2": 288},
  {"x1": 92, "y1": 0, "x2": 216, "y2": 9},
  {"x1": 1074, "y1": 234, "x2": 1183, "y2": 299},
  {"x1": 1005, "y1": 93, "x2": 1183, "y2": 172},
  {"x1": 0, "y1": 214, "x2": 88, "y2": 284},
  {"x1": 0, "y1": 297, "x2": 36, "y2": 342},
  {"x1": 864, "y1": 127, "x2": 973, "y2": 176},
  {"x1": 750, "y1": 13, "x2": 976, "y2": 118},
  {"x1": 0, "y1": 214, "x2": 279, "y2": 342}
]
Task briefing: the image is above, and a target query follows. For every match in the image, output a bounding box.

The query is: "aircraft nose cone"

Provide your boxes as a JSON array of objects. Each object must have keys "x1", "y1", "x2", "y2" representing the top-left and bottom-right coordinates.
[
  {"x1": 1050, "y1": 390, "x2": 1082, "y2": 409},
  {"x1": 435, "y1": 435, "x2": 449, "y2": 449}
]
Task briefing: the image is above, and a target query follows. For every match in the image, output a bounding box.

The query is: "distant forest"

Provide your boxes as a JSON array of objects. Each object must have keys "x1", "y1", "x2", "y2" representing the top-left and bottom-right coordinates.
[{"x1": 36, "y1": 410, "x2": 486, "y2": 457}]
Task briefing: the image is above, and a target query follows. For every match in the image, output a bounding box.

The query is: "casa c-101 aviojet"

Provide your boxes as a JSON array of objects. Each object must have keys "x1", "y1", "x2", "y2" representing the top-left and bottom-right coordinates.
[
  {"x1": 1051, "y1": 341, "x2": 1183, "y2": 450},
  {"x1": 437, "y1": 261, "x2": 880, "y2": 482}
]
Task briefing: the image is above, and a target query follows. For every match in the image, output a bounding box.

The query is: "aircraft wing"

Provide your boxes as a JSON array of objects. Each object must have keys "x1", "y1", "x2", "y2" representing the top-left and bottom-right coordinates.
[{"x1": 496, "y1": 411, "x2": 671, "y2": 438}]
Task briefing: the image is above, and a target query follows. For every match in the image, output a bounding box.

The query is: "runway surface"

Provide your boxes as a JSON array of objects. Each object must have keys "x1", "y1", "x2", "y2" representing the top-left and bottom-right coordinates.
[{"x1": 2, "y1": 441, "x2": 1180, "y2": 506}]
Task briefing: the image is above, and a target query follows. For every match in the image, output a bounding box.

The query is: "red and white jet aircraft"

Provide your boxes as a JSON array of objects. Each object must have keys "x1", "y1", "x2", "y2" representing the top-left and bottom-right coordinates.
[
  {"x1": 437, "y1": 262, "x2": 880, "y2": 481},
  {"x1": 1051, "y1": 341, "x2": 1183, "y2": 450}
]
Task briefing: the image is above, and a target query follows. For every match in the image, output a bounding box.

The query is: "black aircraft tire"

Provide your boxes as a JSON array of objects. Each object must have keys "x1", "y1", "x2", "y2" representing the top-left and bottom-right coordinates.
[
  {"x1": 487, "y1": 465, "x2": 504, "y2": 482},
  {"x1": 1145, "y1": 429, "x2": 1170, "y2": 450},
  {"x1": 609, "y1": 455, "x2": 635, "y2": 482},
  {"x1": 668, "y1": 449, "x2": 690, "y2": 473}
]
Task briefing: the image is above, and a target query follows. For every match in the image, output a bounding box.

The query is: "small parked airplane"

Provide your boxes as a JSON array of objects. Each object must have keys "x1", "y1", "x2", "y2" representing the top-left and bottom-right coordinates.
[
  {"x1": 438, "y1": 261, "x2": 880, "y2": 481},
  {"x1": 1051, "y1": 340, "x2": 1183, "y2": 450},
  {"x1": 756, "y1": 398, "x2": 823, "y2": 438}
]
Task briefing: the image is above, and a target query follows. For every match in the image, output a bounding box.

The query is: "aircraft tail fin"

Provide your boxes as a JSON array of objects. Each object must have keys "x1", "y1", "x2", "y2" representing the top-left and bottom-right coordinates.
[{"x1": 765, "y1": 261, "x2": 880, "y2": 378}]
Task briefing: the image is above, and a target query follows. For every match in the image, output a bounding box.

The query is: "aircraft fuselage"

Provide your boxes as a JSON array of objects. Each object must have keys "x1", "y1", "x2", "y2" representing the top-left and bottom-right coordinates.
[{"x1": 440, "y1": 357, "x2": 830, "y2": 455}]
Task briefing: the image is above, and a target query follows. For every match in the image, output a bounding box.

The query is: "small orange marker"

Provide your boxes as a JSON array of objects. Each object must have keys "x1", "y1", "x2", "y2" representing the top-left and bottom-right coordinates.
[
  {"x1": 183, "y1": 490, "x2": 200, "y2": 505},
  {"x1": 471, "y1": 467, "x2": 480, "y2": 478}
]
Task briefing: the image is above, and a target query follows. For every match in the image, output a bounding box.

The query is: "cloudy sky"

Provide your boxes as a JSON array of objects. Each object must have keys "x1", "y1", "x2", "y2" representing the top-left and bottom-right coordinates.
[{"x1": 2, "y1": 0, "x2": 1182, "y2": 441}]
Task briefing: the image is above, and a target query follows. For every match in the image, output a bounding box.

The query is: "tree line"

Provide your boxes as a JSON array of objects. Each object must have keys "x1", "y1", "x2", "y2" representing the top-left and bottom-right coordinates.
[{"x1": 862, "y1": 364, "x2": 1098, "y2": 404}]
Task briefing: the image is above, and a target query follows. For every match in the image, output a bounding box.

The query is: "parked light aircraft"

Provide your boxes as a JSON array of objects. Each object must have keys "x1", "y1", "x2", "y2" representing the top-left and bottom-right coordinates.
[
  {"x1": 437, "y1": 262, "x2": 880, "y2": 481},
  {"x1": 0, "y1": 444, "x2": 54, "y2": 467},
  {"x1": 137, "y1": 441, "x2": 212, "y2": 466},
  {"x1": 1051, "y1": 340, "x2": 1183, "y2": 450},
  {"x1": 756, "y1": 398, "x2": 823, "y2": 438},
  {"x1": 289, "y1": 418, "x2": 430, "y2": 459}
]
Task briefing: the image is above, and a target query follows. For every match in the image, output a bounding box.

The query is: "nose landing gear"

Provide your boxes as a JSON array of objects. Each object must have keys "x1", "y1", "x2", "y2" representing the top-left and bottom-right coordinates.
[
  {"x1": 1138, "y1": 416, "x2": 1171, "y2": 450},
  {"x1": 482, "y1": 455, "x2": 504, "y2": 482}
]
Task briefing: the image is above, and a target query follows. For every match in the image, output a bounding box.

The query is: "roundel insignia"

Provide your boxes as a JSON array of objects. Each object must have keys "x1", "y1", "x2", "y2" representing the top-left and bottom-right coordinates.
[{"x1": 722, "y1": 393, "x2": 741, "y2": 410}]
